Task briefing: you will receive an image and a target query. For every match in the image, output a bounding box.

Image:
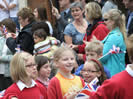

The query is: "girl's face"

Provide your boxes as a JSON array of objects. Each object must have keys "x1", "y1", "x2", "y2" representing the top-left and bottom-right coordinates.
[
  {"x1": 71, "y1": 7, "x2": 83, "y2": 20},
  {"x1": 80, "y1": 62, "x2": 101, "y2": 83},
  {"x1": 25, "y1": 56, "x2": 38, "y2": 79},
  {"x1": 33, "y1": 35, "x2": 44, "y2": 44},
  {"x1": 38, "y1": 62, "x2": 51, "y2": 79},
  {"x1": 33, "y1": 8, "x2": 39, "y2": 19},
  {"x1": 55, "y1": 50, "x2": 76, "y2": 73}
]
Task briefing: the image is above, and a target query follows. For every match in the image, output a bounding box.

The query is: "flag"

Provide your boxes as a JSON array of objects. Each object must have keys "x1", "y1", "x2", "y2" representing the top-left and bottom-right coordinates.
[
  {"x1": 3, "y1": 25, "x2": 8, "y2": 34},
  {"x1": 75, "y1": 77, "x2": 99, "y2": 99},
  {"x1": 0, "y1": 90, "x2": 5, "y2": 98}
]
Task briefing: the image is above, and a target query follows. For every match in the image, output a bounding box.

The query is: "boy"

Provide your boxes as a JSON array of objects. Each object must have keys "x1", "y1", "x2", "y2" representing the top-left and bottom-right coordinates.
[{"x1": 75, "y1": 40, "x2": 110, "y2": 78}]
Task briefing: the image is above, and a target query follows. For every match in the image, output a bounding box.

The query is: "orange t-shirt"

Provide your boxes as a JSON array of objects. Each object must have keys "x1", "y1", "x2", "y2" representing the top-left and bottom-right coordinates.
[{"x1": 55, "y1": 72, "x2": 84, "y2": 96}]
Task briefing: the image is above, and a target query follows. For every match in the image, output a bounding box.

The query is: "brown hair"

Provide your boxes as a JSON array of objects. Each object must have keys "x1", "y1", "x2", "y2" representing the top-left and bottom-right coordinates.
[
  {"x1": 34, "y1": 56, "x2": 50, "y2": 71},
  {"x1": 127, "y1": 34, "x2": 133, "y2": 63},
  {"x1": 1, "y1": 18, "x2": 16, "y2": 33},
  {"x1": 88, "y1": 59, "x2": 107, "y2": 85},
  {"x1": 17, "y1": 8, "x2": 35, "y2": 23}
]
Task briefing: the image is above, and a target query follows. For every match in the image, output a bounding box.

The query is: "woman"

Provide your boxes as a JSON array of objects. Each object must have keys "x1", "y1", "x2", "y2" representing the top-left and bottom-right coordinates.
[
  {"x1": 71, "y1": 2, "x2": 109, "y2": 61},
  {"x1": 64, "y1": 1, "x2": 88, "y2": 45},
  {"x1": 33, "y1": 7, "x2": 53, "y2": 35},
  {"x1": 100, "y1": 9, "x2": 127, "y2": 76}
]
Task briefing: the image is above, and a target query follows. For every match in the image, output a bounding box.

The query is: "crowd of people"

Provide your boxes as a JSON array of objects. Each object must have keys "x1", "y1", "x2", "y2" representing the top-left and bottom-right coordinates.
[{"x1": 0, "y1": 0, "x2": 133, "y2": 99}]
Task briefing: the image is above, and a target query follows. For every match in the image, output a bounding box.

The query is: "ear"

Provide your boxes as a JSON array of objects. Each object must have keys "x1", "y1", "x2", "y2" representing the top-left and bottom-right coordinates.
[
  {"x1": 97, "y1": 71, "x2": 102, "y2": 77},
  {"x1": 54, "y1": 61, "x2": 59, "y2": 68}
]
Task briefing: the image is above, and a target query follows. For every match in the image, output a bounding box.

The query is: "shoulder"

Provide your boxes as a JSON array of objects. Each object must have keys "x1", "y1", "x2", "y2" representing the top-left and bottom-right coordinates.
[
  {"x1": 4, "y1": 83, "x2": 20, "y2": 98},
  {"x1": 65, "y1": 23, "x2": 74, "y2": 30}
]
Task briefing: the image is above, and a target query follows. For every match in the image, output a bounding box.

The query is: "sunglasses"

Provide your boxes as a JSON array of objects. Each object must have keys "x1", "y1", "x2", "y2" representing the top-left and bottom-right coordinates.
[{"x1": 103, "y1": 18, "x2": 109, "y2": 21}]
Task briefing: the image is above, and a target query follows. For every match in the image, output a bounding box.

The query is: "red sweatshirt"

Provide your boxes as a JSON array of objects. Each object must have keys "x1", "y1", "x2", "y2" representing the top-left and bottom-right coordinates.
[
  {"x1": 78, "y1": 21, "x2": 109, "y2": 61},
  {"x1": 90, "y1": 71, "x2": 133, "y2": 99},
  {"x1": 47, "y1": 75, "x2": 85, "y2": 99},
  {"x1": 2, "y1": 82, "x2": 47, "y2": 99}
]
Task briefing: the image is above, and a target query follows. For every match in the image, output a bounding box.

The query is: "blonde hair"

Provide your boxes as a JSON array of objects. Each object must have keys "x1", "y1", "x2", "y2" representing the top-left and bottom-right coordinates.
[
  {"x1": 104, "y1": 9, "x2": 127, "y2": 41},
  {"x1": 10, "y1": 52, "x2": 32, "y2": 82},
  {"x1": 53, "y1": 46, "x2": 76, "y2": 62},
  {"x1": 85, "y1": 2, "x2": 102, "y2": 20},
  {"x1": 85, "y1": 40, "x2": 103, "y2": 56}
]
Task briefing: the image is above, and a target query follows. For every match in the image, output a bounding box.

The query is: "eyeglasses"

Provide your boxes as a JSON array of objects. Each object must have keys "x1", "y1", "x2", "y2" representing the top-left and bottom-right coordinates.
[
  {"x1": 82, "y1": 69, "x2": 99, "y2": 73},
  {"x1": 25, "y1": 64, "x2": 37, "y2": 68},
  {"x1": 103, "y1": 18, "x2": 109, "y2": 21}
]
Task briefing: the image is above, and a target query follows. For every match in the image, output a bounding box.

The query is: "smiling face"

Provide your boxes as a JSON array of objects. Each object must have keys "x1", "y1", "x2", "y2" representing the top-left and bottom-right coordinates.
[
  {"x1": 71, "y1": 7, "x2": 83, "y2": 20},
  {"x1": 80, "y1": 61, "x2": 101, "y2": 83},
  {"x1": 55, "y1": 50, "x2": 76, "y2": 73}
]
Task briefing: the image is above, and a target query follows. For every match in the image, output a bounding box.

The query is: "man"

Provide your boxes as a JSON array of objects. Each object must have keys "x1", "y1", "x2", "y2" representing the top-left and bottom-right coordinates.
[
  {"x1": 6, "y1": 8, "x2": 36, "y2": 54},
  {"x1": 52, "y1": 0, "x2": 73, "y2": 42}
]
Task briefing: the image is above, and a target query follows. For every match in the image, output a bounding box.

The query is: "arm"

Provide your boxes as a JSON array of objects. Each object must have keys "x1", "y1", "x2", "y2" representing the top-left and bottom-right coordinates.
[
  {"x1": 100, "y1": 34, "x2": 119, "y2": 63},
  {"x1": 3, "y1": 0, "x2": 17, "y2": 10},
  {"x1": 64, "y1": 35, "x2": 72, "y2": 44},
  {"x1": 47, "y1": 77, "x2": 63, "y2": 99},
  {"x1": 0, "y1": 54, "x2": 13, "y2": 62}
]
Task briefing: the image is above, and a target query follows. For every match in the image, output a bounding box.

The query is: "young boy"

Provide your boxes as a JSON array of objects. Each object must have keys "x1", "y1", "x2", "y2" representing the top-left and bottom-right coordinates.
[
  {"x1": 75, "y1": 40, "x2": 111, "y2": 78},
  {"x1": 32, "y1": 22, "x2": 60, "y2": 58}
]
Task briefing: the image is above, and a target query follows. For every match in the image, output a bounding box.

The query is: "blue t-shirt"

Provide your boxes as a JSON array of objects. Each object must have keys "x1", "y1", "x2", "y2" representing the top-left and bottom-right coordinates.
[{"x1": 64, "y1": 23, "x2": 85, "y2": 45}]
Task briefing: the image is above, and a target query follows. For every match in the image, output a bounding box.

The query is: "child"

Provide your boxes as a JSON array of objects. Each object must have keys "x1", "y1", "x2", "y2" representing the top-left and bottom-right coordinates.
[
  {"x1": 34, "y1": 55, "x2": 51, "y2": 89},
  {"x1": 75, "y1": 40, "x2": 111, "y2": 78},
  {"x1": 0, "y1": 18, "x2": 16, "y2": 91},
  {"x1": 32, "y1": 21, "x2": 60, "y2": 58},
  {"x1": 88, "y1": 35, "x2": 133, "y2": 99},
  {"x1": 47, "y1": 46, "x2": 85, "y2": 99},
  {"x1": 2, "y1": 52, "x2": 47, "y2": 99},
  {"x1": 80, "y1": 59, "x2": 107, "y2": 85}
]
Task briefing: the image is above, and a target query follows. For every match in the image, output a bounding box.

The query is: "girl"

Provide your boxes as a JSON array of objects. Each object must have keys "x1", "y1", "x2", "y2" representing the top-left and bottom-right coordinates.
[
  {"x1": 35, "y1": 56, "x2": 51, "y2": 89},
  {"x1": 2, "y1": 52, "x2": 47, "y2": 99},
  {"x1": 47, "y1": 46, "x2": 85, "y2": 99},
  {"x1": 80, "y1": 59, "x2": 107, "y2": 85}
]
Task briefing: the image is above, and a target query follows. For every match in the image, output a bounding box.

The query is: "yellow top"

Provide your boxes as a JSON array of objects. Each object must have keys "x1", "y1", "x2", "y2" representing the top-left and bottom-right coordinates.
[{"x1": 55, "y1": 72, "x2": 83, "y2": 96}]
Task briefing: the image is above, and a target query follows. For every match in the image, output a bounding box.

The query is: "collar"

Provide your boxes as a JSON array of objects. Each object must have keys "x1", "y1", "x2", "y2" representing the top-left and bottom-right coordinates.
[
  {"x1": 37, "y1": 78, "x2": 49, "y2": 87},
  {"x1": 126, "y1": 64, "x2": 133, "y2": 77},
  {"x1": 16, "y1": 80, "x2": 36, "y2": 91},
  {"x1": 102, "y1": 27, "x2": 120, "y2": 43}
]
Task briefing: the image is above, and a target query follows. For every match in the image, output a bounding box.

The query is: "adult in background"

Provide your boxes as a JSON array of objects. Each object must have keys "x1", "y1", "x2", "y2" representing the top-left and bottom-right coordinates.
[
  {"x1": 33, "y1": 7, "x2": 53, "y2": 36},
  {"x1": 71, "y1": 2, "x2": 109, "y2": 61},
  {"x1": 6, "y1": 8, "x2": 36, "y2": 54},
  {"x1": 3, "y1": 0, "x2": 20, "y2": 30},
  {"x1": 0, "y1": 0, "x2": 9, "y2": 21},
  {"x1": 52, "y1": 0, "x2": 73, "y2": 42},
  {"x1": 64, "y1": 2, "x2": 88, "y2": 45},
  {"x1": 101, "y1": 9, "x2": 127, "y2": 76}
]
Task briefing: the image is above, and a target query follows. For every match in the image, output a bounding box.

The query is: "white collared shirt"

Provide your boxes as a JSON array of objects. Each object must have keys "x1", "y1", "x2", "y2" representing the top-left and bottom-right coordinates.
[
  {"x1": 16, "y1": 80, "x2": 36, "y2": 91},
  {"x1": 126, "y1": 64, "x2": 133, "y2": 77}
]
